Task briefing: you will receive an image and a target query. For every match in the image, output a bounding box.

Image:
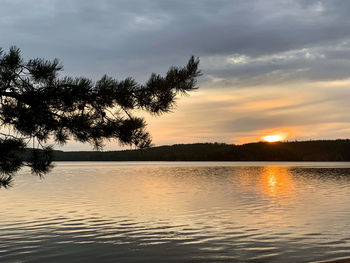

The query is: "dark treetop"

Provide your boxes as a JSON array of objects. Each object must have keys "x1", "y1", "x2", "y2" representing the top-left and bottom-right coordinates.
[
  {"x1": 0, "y1": 46, "x2": 200, "y2": 188},
  {"x1": 51, "y1": 140, "x2": 350, "y2": 162}
]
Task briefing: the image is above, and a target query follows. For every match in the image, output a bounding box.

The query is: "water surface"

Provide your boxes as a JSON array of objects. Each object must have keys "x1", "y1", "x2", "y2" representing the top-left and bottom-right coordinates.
[{"x1": 1, "y1": 162, "x2": 350, "y2": 262}]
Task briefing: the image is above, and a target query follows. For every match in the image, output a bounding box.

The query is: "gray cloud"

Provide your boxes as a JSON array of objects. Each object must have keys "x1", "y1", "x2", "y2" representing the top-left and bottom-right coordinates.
[{"x1": 2, "y1": 0, "x2": 350, "y2": 82}]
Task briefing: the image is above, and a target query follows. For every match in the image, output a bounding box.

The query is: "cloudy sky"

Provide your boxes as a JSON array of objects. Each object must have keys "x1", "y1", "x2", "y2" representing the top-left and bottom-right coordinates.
[{"x1": 2, "y1": 0, "x2": 350, "y2": 150}]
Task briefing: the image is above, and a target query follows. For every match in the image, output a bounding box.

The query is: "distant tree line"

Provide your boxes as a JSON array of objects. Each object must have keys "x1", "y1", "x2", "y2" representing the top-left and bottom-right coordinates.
[{"x1": 49, "y1": 140, "x2": 350, "y2": 161}]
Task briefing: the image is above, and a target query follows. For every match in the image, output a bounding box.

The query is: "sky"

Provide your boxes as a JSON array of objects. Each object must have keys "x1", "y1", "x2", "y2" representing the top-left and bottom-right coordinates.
[{"x1": 1, "y1": 0, "x2": 350, "y2": 150}]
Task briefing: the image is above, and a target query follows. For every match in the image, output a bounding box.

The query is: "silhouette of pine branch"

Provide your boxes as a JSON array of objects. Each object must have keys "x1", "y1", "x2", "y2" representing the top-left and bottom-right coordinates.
[{"x1": 0, "y1": 46, "x2": 201, "y2": 187}]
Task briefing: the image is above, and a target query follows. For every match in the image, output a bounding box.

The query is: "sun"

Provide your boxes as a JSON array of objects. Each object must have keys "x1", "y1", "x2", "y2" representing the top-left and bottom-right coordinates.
[
  {"x1": 263, "y1": 135, "x2": 282, "y2": 142},
  {"x1": 262, "y1": 133, "x2": 288, "y2": 142}
]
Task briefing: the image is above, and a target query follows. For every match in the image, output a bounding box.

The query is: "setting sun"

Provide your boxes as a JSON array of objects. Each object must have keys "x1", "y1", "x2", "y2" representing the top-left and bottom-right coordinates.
[{"x1": 262, "y1": 133, "x2": 288, "y2": 142}]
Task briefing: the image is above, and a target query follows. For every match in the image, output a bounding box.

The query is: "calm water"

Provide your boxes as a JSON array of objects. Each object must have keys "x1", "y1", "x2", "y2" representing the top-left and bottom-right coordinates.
[{"x1": 1, "y1": 162, "x2": 350, "y2": 263}]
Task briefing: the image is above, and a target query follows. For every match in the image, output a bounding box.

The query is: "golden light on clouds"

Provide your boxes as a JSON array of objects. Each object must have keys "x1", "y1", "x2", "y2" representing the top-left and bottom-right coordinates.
[{"x1": 58, "y1": 79, "x2": 350, "y2": 150}]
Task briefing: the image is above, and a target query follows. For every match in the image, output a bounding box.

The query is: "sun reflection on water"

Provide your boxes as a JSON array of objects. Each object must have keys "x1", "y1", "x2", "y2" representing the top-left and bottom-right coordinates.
[
  {"x1": 2, "y1": 163, "x2": 350, "y2": 262},
  {"x1": 260, "y1": 166, "x2": 295, "y2": 201}
]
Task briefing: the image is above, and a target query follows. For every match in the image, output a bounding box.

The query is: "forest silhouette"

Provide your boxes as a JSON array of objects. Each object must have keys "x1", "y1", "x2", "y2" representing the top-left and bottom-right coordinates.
[{"x1": 50, "y1": 140, "x2": 350, "y2": 161}]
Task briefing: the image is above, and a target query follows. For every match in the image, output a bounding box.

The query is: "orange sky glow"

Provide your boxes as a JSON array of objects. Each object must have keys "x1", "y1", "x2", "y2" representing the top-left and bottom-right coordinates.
[{"x1": 59, "y1": 78, "x2": 350, "y2": 150}]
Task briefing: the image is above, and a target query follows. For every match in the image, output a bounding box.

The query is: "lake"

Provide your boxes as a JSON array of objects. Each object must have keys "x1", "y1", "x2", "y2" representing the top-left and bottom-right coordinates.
[{"x1": 1, "y1": 162, "x2": 350, "y2": 263}]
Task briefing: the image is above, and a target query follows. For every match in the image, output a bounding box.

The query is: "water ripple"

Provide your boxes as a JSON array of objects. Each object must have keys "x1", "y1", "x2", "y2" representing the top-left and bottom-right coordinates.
[{"x1": 1, "y1": 163, "x2": 350, "y2": 262}]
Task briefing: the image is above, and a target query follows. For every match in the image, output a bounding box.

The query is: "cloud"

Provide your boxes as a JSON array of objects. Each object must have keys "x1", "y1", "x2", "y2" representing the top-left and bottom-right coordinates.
[
  {"x1": 1, "y1": 0, "x2": 350, "y2": 149},
  {"x1": 2, "y1": 0, "x2": 350, "y2": 79}
]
